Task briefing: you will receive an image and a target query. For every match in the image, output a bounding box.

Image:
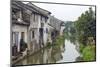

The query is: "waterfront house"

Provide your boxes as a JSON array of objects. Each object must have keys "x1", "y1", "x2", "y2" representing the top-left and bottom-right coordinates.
[
  {"x1": 26, "y1": 2, "x2": 51, "y2": 50},
  {"x1": 12, "y1": 2, "x2": 65, "y2": 62},
  {"x1": 12, "y1": 1, "x2": 51, "y2": 57},
  {"x1": 12, "y1": 1, "x2": 30, "y2": 56},
  {"x1": 48, "y1": 16, "x2": 63, "y2": 43}
]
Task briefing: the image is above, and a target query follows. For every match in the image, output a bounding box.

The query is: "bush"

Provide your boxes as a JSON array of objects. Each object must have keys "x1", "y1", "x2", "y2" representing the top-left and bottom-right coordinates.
[
  {"x1": 81, "y1": 45, "x2": 95, "y2": 61},
  {"x1": 46, "y1": 42, "x2": 52, "y2": 48},
  {"x1": 79, "y1": 44, "x2": 85, "y2": 53},
  {"x1": 54, "y1": 36, "x2": 65, "y2": 46}
]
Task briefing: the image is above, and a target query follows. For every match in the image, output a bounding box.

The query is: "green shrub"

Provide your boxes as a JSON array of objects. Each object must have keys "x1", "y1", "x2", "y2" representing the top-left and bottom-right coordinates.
[
  {"x1": 82, "y1": 45, "x2": 95, "y2": 61},
  {"x1": 79, "y1": 44, "x2": 85, "y2": 53},
  {"x1": 54, "y1": 36, "x2": 65, "y2": 46}
]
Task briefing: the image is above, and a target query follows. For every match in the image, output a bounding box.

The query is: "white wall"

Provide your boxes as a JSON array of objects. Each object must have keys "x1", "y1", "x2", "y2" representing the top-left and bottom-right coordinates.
[
  {"x1": 29, "y1": 14, "x2": 40, "y2": 44},
  {"x1": 42, "y1": 16, "x2": 51, "y2": 46},
  {"x1": 43, "y1": 23, "x2": 48, "y2": 46},
  {"x1": 30, "y1": 13, "x2": 49, "y2": 46}
]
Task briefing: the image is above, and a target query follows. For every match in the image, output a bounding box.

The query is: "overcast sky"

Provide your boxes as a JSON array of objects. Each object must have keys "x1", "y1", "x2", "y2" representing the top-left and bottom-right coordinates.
[
  {"x1": 20, "y1": 0, "x2": 96, "y2": 21},
  {"x1": 33, "y1": 3, "x2": 95, "y2": 21}
]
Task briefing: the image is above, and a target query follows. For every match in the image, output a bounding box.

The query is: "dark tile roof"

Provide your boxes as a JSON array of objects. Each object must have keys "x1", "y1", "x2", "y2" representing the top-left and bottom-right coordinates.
[
  {"x1": 12, "y1": 1, "x2": 51, "y2": 17},
  {"x1": 49, "y1": 16, "x2": 63, "y2": 31},
  {"x1": 27, "y1": 2, "x2": 51, "y2": 17},
  {"x1": 60, "y1": 22, "x2": 65, "y2": 26}
]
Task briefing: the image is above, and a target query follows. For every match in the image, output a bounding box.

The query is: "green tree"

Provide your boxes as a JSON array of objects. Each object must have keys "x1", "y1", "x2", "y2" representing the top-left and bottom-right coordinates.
[{"x1": 75, "y1": 7, "x2": 96, "y2": 45}]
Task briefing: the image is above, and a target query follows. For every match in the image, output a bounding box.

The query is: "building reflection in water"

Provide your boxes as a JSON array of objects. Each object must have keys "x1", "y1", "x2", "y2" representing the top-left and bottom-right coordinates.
[
  {"x1": 16, "y1": 39, "x2": 80, "y2": 65},
  {"x1": 16, "y1": 42, "x2": 65, "y2": 65}
]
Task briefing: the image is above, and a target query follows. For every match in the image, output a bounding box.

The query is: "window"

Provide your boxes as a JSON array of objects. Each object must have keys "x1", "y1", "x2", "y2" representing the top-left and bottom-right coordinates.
[
  {"x1": 32, "y1": 31, "x2": 34, "y2": 38},
  {"x1": 41, "y1": 15, "x2": 43, "y2": 21},
  {"x1": 45, "y1": 17, "x2": 48, "y2": 23},
  {"x1": 41, "y1": 15, "x2": 45, "y2": 22},
  {"x1": 41, "y1": 23, "x2": 44, "y2": 28},
  {"x1": 35, "y1": 14, "x2": 38, "y2": 22},
  {"x1": 33, "y1": 13, "x2": 35, "y2": 22}
]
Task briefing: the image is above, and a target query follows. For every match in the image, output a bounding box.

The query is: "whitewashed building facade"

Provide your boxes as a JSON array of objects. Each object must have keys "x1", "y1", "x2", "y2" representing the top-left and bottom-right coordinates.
[
  {"x1": 12, "y1": 1, "x2": 51, "y2": 56},
  {"x1": 11, "y1": 1, "x2": 65, "y2": 60}
]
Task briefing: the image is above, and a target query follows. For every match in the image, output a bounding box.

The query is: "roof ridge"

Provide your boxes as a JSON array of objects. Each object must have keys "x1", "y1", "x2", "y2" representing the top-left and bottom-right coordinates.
[{"x1": 27, "y1": 2, "x2": 51, "y2": 14}]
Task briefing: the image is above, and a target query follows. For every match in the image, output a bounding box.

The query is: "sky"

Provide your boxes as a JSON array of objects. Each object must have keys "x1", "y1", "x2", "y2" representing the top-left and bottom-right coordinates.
[
  {"x1": 17, "y1": 0, "x2": 96, "y2": 21},
  {"x1": 33, "y1": 3, "x2": 95, "y2": 21}
]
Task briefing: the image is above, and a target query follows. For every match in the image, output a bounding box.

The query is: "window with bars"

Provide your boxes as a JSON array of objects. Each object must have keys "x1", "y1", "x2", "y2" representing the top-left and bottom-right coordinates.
[{"x1": 32, "y1": 31, "x2": 34, "y2": 38}]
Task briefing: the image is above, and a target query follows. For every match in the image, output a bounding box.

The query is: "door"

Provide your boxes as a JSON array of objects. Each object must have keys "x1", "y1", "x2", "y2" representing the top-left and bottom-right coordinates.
[
  {"x1": 21, "y1": 32, "x2": 25, "y2": 40},
  {"x1": 39, "y1": 28, "x2": 44, "y2": 47}
]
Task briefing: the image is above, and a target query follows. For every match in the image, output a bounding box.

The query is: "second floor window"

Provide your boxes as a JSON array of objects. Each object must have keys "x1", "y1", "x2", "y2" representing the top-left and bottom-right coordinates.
[
  {"x1": 33, "y1": 14, "x2": 38, "y2": 22},
  {"x1": 41, "y1": 16, "x2": 48, "y2": 23},
  {"x1": 41, "y1": 15, "x2": 43, "y2": 21},
  {"x1": 32, "y1": 31, "x2": 34, "y2": 38},
  {"x1": 41, "y1": 23, "x2": 44, "y2": 28},
  {"x1": 45, "y1": 17, "x2": 48, "y2": 23},
  {"x1": 33, "y1": 13, "x2": 35, "y2": 22}
]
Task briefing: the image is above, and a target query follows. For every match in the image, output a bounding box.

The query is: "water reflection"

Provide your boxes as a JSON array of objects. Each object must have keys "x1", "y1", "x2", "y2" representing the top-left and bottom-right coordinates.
[
  {"x1": 57, "y1": 40, "x2": 80, "y2": 63},
  {"x1": 16, "y1": 39, "x2": 80, "y2": 65}
]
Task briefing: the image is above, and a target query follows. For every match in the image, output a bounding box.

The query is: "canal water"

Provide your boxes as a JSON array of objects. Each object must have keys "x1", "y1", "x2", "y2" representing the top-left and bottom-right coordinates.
[{"x1": 16, "y1": 39, "x2": 80, "y2": 65}]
